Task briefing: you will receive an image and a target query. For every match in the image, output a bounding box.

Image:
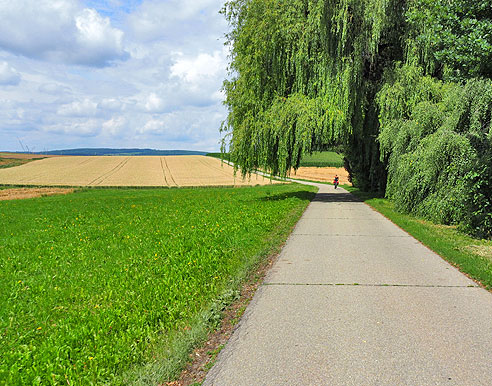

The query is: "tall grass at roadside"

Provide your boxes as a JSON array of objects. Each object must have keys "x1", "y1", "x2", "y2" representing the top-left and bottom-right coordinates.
[
  {"x1": 347, "y1": 186, "x2": 492, "y2": 289},
  {"x1": 0, "y1": 184, "x2": 316, "y2": 385}
]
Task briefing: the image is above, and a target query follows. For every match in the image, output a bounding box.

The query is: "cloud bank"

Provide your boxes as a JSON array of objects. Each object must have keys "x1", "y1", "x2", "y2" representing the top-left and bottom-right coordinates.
[{"x1": 0, "y1": 0, "x2": 228, "y2": 152}]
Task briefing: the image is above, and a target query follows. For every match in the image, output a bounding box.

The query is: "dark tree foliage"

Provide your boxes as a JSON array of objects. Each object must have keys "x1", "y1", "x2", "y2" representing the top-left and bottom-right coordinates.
[{"x1": 406, "y1": 0, "x2": 492, "y2": 80}]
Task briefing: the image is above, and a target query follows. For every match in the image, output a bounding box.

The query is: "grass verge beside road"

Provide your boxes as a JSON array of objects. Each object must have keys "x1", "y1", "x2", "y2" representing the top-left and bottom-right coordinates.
[
  {"x1": 347, "y1": 186, "x2": 492, "y2": 290},
  {"x1": 0, "y1": 184, "x2": 316, "y2": 385}
]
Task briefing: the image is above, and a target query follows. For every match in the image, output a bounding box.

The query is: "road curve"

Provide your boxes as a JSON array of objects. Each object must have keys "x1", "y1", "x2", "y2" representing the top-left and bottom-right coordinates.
[{"x1": 203, "y1": 183, "x2": 492, "y2": 386}]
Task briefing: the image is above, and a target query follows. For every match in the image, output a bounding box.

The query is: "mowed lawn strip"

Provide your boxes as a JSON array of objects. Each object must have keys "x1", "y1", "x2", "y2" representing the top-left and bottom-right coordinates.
[
  {"x1": 347, "y1": 187, "x2": 492, "y2": 290},
  {"x1": 0, "y1": 184, "x2": 317, "y2": 385}
]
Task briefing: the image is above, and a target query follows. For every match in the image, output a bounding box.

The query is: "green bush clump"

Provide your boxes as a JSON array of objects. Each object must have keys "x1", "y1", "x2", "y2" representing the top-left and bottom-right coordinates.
[{"x1": 377, "y1": 64, "x2": 492, "y2": 238}]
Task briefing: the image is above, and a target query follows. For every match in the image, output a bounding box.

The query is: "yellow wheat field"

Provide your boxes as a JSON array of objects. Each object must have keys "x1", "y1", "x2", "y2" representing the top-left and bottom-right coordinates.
[
  {"x1": 289, "y1": 167, "x2": 351, "y2": 185},
  {"x1": 0, "y1": 156, "x2": 279, "y2": 187}
]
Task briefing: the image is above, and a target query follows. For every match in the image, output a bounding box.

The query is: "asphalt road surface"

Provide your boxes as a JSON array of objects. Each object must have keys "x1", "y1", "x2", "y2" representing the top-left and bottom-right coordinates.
[{"x1": 203, "y1": 183, "x2": 492, "y2": 386}]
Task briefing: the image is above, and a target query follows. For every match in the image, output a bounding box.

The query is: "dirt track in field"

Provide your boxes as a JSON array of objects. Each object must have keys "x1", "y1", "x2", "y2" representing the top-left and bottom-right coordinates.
[
  {"x1": 0, "y1": 188, "x2": 74, "y2": 201},
  {"x1": 289, "y1": 167, "x2": 351, "y2": 185},
  {"x1": 0, "y1": 156, "x2": 279, "y2": 187}
]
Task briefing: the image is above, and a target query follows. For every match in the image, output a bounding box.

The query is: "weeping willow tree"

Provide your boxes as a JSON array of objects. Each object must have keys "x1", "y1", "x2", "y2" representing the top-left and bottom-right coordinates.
[
  {"x1": 221, "y1": 0, "x2": 405, "y2": 190},
  {"x1": 222, "y1": 0, "x2": 492, "y2": 237}
]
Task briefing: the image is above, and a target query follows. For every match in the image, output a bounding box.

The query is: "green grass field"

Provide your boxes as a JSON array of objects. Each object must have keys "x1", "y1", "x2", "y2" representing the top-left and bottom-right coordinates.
[
  {"x1": 347, "y1": 187, "x2": 492, "y2": 290},
  {"x1": 206, "y1": 153, "x2": 230, "y2": 161},
  {"x1": 298, "y1": 151, "x2": 344, "y2": 167},
  {"x1": 0, "y1": 184, "x2": 316, "y2": 385},
  {"x1": 207, "y1": 151, "x2": 344, "y2": 168}
]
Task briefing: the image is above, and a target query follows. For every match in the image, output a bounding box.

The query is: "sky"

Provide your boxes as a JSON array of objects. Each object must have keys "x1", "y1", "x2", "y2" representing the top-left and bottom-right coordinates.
[{"x1": 0, "y1": 0, "x2": 229, "y2": 152}]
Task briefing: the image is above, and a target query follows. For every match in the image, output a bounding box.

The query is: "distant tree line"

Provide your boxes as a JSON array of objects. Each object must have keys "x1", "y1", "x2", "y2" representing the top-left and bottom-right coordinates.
[
  {"x1": 221, "y1": 0, "x2": 492, "y2": 238},
  {"x1": 38, "y1": 148, "x2": 207, "y2": 156}
]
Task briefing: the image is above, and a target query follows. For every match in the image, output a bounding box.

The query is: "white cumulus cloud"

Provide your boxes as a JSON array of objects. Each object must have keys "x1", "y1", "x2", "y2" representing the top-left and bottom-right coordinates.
[
  {"x1": 98, "y1": 98, "x2": 123, "y2": 111},
  {"x1": 139, "y1": 118, "x2": 166, "y2": 134},
  {"x1": 58, "y1": 99, "x2": 98, "y2": 117},
  {"x1": 171, "y1": 50, "x2": 226, "y2": 84},
  {"x1": 143, "y1": 92, "x2": 165, "y2": 112},
  {"x1": 0, "y1": 62, "x2": 21, "y2": 86},
  {"x1": 44, "y1": 119, "x2": 100, "y2": 136},
  {"x1": 128, "y1": 0, "x2": 224, "y2": 43},
  {"x1": 38, "y1": 83, "x2": 72, "y2": 95},
  {"x1": 0, "y1": 0, "x2": 127, "y2": 67},
  {"x1": 103, "y1": 116, "x2": 126, "y2": 136},
  {"x1": 73, "y1": 8, "x2": 127, "y2": 66}
]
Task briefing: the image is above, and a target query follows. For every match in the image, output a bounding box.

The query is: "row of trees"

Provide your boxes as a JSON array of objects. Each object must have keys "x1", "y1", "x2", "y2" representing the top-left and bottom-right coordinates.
[{"x1": 220, "y1": 0, "x2": 492, "y2": 238}]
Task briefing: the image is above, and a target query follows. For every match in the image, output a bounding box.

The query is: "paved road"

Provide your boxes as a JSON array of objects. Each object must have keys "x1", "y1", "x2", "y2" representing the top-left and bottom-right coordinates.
[{"x1": 203, "y1": 183, "x2": 492, "y2": 385}]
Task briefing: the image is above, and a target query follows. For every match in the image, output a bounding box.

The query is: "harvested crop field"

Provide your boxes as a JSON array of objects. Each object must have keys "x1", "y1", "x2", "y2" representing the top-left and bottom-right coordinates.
[
  {"x1": 0, "y1": 156, "x2": 278, "y2": 187},
  {"x1": 289, "y1": 166, "x2": 351, "y2": 185}
]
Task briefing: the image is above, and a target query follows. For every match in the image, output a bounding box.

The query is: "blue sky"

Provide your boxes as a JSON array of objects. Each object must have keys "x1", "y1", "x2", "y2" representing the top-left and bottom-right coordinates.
[{"x1": 0, "y1": 0, "x2": 228, "y2": 152}]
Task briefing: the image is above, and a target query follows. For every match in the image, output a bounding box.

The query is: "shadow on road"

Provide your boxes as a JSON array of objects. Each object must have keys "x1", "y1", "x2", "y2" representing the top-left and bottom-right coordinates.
[
  {"x1": 312, "y1": 192, "x2": 361, "y2": 203},
  {"x1": 259, "y1": 191, "x2": 360, "y2": 203}
]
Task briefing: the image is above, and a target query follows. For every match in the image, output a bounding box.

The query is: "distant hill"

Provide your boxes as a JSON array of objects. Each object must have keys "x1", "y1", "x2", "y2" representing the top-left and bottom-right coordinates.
[{"x1": 34, "y1": 148, "x2": 208, "y2": 156}]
